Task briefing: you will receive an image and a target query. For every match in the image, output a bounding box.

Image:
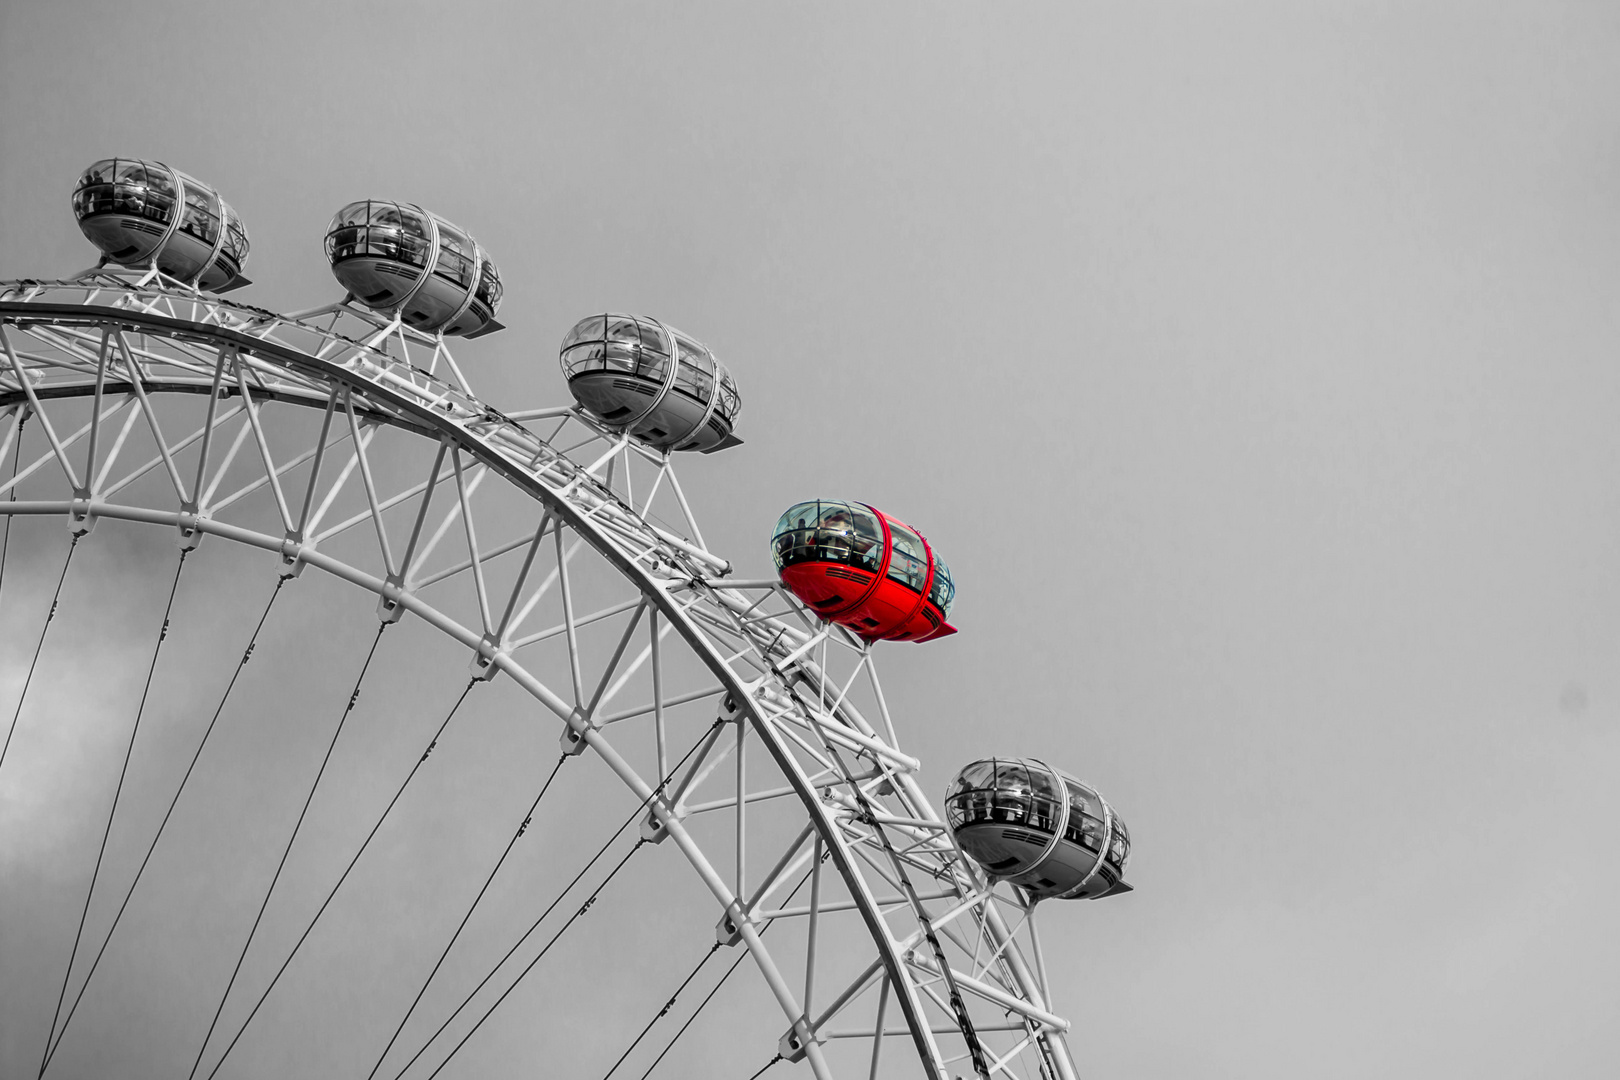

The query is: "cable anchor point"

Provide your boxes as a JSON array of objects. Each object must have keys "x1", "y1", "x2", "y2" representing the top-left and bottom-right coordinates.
[
  {"x1": 559, "y1": 706, "x2": 593, "y2": 757},
  {"x1": 779, "y1": 1012, "x2": 821, "y2": 1061},
  {"x1": 714, "y1": 900, "x2": 754, "y2": 947},
  {"x1": 467, "y1": 632, "x2": 504, "y2": 682},
  {"x1": 67, "y1": 490, "x2": 96, "y2": 537}
]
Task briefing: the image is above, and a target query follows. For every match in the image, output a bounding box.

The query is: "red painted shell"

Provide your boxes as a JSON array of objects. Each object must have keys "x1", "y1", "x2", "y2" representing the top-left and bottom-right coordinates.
[{"x1": 771, "y1": 500, "x2": 955, "y2": 643}]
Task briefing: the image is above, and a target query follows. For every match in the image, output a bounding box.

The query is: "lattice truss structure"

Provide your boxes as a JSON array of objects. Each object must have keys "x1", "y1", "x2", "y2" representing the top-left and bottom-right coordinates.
[{"x1": 0, "y1": 270, "x2": 1079, "y2": 1080}]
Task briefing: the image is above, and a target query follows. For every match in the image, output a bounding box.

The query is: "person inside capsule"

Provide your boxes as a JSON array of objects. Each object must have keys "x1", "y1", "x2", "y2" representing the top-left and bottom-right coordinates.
[
  {"x1": 818, "y1": 508, "x2": 854, "y2": 562},
  {"x1": 367, "y1": 205, "x2": 403, "y2": 261},
  {"x1": 783, "y1": 515, "x2": 804, "y2": 561},
  {"x1": 179, "y1": 187, "x2": 217, "y2": 244},
  {"x1": 774, "y1": 502, "x2": 886, "y2": 574},
  {"x1": 75, "y1": 160, "x2": 177, "y2": 225},
  {"x1": 328, "y1": 202, "x2": 432, "y2": 267}
]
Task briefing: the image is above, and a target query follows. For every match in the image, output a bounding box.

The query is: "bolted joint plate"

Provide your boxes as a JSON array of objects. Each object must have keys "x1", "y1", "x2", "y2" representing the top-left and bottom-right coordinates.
[
  {"x1": 778, "y1": 1017, "x2": 822, "y2": 1063},
  {"x1": 277, "y1": 535, "x2": 310, "y2": 578},
  {"x1": 559, "y1": 707, "x2": 592, "y2": 757},
  {"x1": 375, "y1": 576, "x2": 408, "y2": 623},
  {"x1": 176, "y1": 509, "x2": 204, "y2": 551},
  {"x1": 714, "y1": 902, "x2": 754, "y2": 947},
  {"x1": 67, "y1": 492, "x2": 97, "y2": 536},
  {"x1": 467, "y1": 633, "x2": 504, "y2": 682},
  {"x1": 641, "y1": 794, "x2": 681, "y2": 845}
]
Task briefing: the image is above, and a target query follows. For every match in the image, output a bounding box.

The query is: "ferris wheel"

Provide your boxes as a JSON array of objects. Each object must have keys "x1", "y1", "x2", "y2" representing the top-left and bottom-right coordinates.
[{"x1": 0, "y1": 160, "x2": 1131, "y2": 1080}]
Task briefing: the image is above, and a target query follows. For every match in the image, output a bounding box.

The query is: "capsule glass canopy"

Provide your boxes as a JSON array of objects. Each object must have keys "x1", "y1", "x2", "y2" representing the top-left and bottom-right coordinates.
[
  {"x1": 324, "y1": 201, "x2": 504, "y2": 338},
  {"x1": 72, "y1": 159, "x2": 250, "y2": 292},
  {"x1": 771, "y1": 500, "x2": 956, "y2": 643},
  {"x1": 945, "y1": 758, "x2": 1131, "y2": 901},
  {"x1": 560, "y1": 314, "x2": 742, "y2": 453}
]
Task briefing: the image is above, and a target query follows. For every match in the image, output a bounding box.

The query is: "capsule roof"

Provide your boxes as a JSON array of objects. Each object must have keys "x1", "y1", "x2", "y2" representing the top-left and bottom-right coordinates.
[
  {"x1": 560, "y1": 313, "x2": 742, "y2": 453},
  {"x1": 325, "y1": 200, "x2": 504, "y2": 337},
  {"x1": 72, "y1": 158, "x2": 249, "y2": 292}
]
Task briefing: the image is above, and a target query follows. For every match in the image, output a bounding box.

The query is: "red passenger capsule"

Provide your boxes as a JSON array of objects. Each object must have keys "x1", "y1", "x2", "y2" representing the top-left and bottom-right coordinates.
[{"x1": 771, "y1": 500, "x2": 956, "y2": 643}]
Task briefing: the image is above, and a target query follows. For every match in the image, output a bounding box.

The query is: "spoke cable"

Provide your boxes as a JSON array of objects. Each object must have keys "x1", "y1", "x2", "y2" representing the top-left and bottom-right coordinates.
[
  {"x1": 187, "y1": 619, "x2": 391, "y2": 1080},
  {"x1": 640, "y1": 948, "x2": 754, "y2": 1080},
  {"x1": 597, "y1": 941, "x2": 722, "y2": 1080},
  {"x1": 420, "y1": 838, "x2": 648, "y2": 1080},
  {"x1": 0, "y1": 409, "x2": 27, "y2": 607},
  {"x1": 38, "y1": 546, "x2": 190, "y2": 1078},
  {"x1": 199, "y1": 676, "x2": 481, "y2": 1080},
  {"x1": 633, "y1": 855, "x2": 825, "y2": 1080},
  {"x1": 386, "y1": 717, "x2": 725, "y2": 1080},
  {"x1": 742, "y1": 1054, "x2": 784, "y2": 1080},
  {"x1": 363, "y1": 750, "x2": 569, "y2": 1080},
  {"x1": 0, "y1": 533, "x2": 79, "y2": 778},
  {"x1": 41, "y1": 575, "x2": 290, "y2": 1072}
]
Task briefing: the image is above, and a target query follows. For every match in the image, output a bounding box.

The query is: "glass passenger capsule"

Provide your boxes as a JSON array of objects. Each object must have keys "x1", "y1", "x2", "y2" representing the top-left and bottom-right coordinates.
[
  {"x1": 945, "y1": 758, "x2": 1132, "y2": 900},
  {"x1": 72, "y1": 159, "x2": 250, "y2": 292},
  {"x1": 771, "y1": 500, "x2": 956, "y2": 643},
  {"x1": 324, "y1": 201, "x2": 505, "y2": 338},
  {"x1": 560, "y1": 314, "x2": 743, "y2": 453}
]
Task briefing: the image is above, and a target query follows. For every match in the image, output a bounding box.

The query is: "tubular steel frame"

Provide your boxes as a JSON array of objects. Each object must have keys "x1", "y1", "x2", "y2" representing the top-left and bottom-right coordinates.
[{"x1": 0, "y1": 268, "x2": 1078, "y2": 1080}]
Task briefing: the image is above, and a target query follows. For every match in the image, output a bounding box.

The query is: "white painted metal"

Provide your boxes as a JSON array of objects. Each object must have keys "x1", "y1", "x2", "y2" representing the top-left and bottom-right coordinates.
[{"x1": 0, "y1": 269, "x2": 1080, "y2": 1080}]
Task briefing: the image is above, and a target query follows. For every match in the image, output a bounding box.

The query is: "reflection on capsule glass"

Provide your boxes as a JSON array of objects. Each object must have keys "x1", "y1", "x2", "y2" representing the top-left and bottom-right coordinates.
[
  {"x1": 771, "y1": 500, "x2": 956, "y2": 643},
  {"x1": 945, "y1": 758, "x2": 1132, "y2": 900},
  {"x1": 72, "y1": 159, "x2": 250, "y2": 292},
  {"x1": 560, "y1": 313, "x2": 742, "y2": 453},
  {"x1": 325, "y1": 201, "x2": 505, "y2": 338}
]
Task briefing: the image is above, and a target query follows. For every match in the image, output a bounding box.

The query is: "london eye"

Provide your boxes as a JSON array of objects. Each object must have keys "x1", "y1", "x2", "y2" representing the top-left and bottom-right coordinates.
[{"x1": 0, "y1": 160, "x2": 1131, "y2": 1080}]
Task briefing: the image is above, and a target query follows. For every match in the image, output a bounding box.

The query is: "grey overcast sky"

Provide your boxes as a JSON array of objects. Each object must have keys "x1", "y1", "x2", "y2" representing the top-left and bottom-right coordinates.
[{"x1": 3, "y1": 3, "x2": 1619, "y2": 1079}]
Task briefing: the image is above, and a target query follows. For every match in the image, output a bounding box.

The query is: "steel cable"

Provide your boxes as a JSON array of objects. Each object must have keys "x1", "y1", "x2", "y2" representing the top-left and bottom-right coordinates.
[
  {"x1": 385, "y1": 717, "x2": 726, "y2": 1080},
  {"x1": 41, "y1": 573, "x2": 288, "y2": 1074},
  {"x1": 419, "y1": 838, "x2": 649, "y2": 1080},
  {"x1": 742, "y1": 1054, "x2": 783, "y2": 1080},
  {"x1": 363, "y1": 750, "x2": 570, "y2": 1080},
  {"x1": 633, "y1": 855, "x2": 825, "y2": 1080},
  {"x1": 640, "y1": 947, "x2": 754, "y2": 1080},
  {"x1": 188, "y1": 619, "x2": 391, "y2": 1080},
  {"x1": 38, "y1": 546, "x2": 190, "y2": 1078},
  {"x1": 201, "y1": 677, "x2": 483, "y2": 1080},
  {"x1": 597, "y1": 941, "x2": 723, "y2": 1080},
  {"x1": 0, "y1": 533, "x2": 78, "y2": 777}
]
